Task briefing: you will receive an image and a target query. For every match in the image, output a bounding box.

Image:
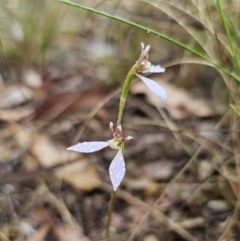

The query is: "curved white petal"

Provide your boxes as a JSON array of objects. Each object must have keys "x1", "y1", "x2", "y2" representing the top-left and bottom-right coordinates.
[
  {"x1": 109, "y1": 149, "x2": 126, "y2": 191},
  {"x1": 136, "y1": 74, "x2": 168, "y2": 103},
  {"x1": 143, "y1": 45, "x2": 150, "y2": 54},
  {"x1": 150, "y1": 65, "x2": 165, "y2": 73},
  {"x1": 67, "y1": 141, "x2": 108, "y2": 153}
]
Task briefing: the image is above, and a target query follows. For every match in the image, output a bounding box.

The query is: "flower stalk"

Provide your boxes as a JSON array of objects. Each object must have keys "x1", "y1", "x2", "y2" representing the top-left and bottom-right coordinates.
[
  {"x1": 67, "y1": 42, "x2": 168, "y2": 239},
  {"x1": 117, "y1": 67, "x2": 136, "y2": 126}
]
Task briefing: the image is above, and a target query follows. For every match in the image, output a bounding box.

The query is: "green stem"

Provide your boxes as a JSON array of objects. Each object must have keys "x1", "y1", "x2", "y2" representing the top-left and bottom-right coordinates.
[
  {"x1": 105, "y1": 190, "x2": 116, "y2": 239},
  {"x1": 117, "y1": 67, "x2": 136, "y2": 126},
  {"x1": 107, "y1": 67, "x2": 137, "y2": 238}
]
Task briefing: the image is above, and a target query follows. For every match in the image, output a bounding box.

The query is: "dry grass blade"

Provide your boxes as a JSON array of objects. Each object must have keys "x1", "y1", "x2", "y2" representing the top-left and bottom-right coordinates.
[
  {"x1": 101, "y1": 186, "x2": 199, "y2": 241},
  {"x1": 1, "y1": 0, "x2": 240, "y2": 240},
  {"x1": 143, "y1": 0, "x2": 229, "y2": 60},
  {"x1": 144, "y1": 0, "x2": 239, "y2": 103},
  {"x1": 123, "y1": 104, "x2": 234, "y2": 240}
]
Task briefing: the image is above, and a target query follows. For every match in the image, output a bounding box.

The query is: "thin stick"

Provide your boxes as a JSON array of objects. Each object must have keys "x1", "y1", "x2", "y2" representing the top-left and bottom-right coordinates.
[{"x1": 105, "y1": 190, "x2": 116, "y2": 239}]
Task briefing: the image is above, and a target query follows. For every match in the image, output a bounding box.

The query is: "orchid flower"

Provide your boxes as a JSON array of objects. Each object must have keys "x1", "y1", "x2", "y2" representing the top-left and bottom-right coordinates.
[
  {"x1": 135, "y1": 43, "x2": 168, "y2": 104},
  {"x1": 67, "y1": 122, "x2": 132, "y2": 191}
]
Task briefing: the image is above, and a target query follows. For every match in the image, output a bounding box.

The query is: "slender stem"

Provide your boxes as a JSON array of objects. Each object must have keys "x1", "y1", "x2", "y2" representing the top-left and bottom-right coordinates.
[
  {"x1": 106, "y1": 52, "x2": 139, "y2": 240},
  {"x1": 117, "y1": 67, "x2": 136, "y2": 126},
  {"x1": 105, "y1": 190, "x2": 116, "y2": 239},
  {"x1": 106, "y1": 45, "x2": 139, "y2": 239}
]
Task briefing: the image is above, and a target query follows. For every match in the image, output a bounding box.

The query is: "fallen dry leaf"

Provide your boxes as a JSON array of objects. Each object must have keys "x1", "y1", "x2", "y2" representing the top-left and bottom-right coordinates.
[
  {"x1": 54, "y1": 224, "x2": 90, "y2": 241},
  {"x1": 142, "y1": 160, "x2": 174, "y2": 181},
  {"x1": 25, "y1": 221, "x2": 52, "y2": 241},
  {"x1": 57, "y1": 160, "x2": 101, "y2": 191},
  {"x1": 0, "y1": 107, "x2": 34, "y2": 121},
  {"x1": 0, "y1": 85, "x2": 33, "y2": 109},
  {"x1": 22, "y1": 69, "x2": 43, "y2": 88},
  {"x1": 131, "y1": 76, "x2": 225, "y2": 120},
  {"x1": 31, "y1": 134, "x2": 101, "y2": 191},
  {"x1": 32, "y1": 90, "x2": 107, "y2": 121}
]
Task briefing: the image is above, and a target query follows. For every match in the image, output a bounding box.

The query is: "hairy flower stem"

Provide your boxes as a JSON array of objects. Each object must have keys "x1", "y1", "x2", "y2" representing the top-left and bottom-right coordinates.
[
  {"x1": 105, "y1": 45, "x2": 148, "y2": 237},
  {"x1": 105, "y1": 190, "x2": 116, "y2": 239},
  {"x1": 117, "y1": 67, "x2": 137, "y2": 126},
  {"x1": 106, "y1": 66, "x2": 137, "y2": 238}
]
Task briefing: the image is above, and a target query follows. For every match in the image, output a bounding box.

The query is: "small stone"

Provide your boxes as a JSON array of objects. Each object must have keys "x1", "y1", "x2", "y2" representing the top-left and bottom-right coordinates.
[
  {"x1": 143, "y1": 161, "x2": 174, "y2": 181},
  {"x1": 207, "y1": 200, "x2": 232, "y2": 215},
  {"x1": 198, "y1": 160, "x2": 214, "y2": 180}
]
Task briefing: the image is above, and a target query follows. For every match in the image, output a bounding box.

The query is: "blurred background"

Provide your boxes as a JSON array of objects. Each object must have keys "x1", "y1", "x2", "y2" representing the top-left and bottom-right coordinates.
[{"x1": 0, "y1": 0, "x2": 239, "y2": 240}]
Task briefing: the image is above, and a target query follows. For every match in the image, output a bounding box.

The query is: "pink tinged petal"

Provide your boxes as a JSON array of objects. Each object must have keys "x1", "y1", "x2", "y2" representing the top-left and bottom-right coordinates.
[
  {"x1": 109, "y1": 149, "x2": 126, "y2": 191},
  {"x1": 149, "y1": 65, "x2": 165, "y2": 73},
  {"x1": 67, "y1": 141, "x2": 108, "y2": 153},
  {"x1": 140, "y1": 42, "x2": 144, "y2": 50},
  {"x1": 136, "y1": 74, "x2": 168, "y2": 103}
]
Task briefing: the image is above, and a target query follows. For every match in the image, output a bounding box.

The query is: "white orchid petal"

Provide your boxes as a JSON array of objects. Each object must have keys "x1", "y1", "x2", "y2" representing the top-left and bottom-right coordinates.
[
  {"x1": 109, "y1": 122, "x2": 113, "y2": 129},
  {"x1": 150, "y1": 65, "x2": 165, "y2": 73},
  {"x1": 117, "y1": 125, "x2": 122, "y2": 131},
  {"x1": 125, "y1": 136, "x2": 133, "y2": 140},
  {"x1": 67, "y1": 141, "x2": 108, "y2": 153},
  {"x1": 109, "y1": 149, "x2": 126, "y2": 191},
  {"x1": 143, "y1": 45, "x2": 150, "y2": 54},
  {"x1": 136, "y1": 74, "x2": 168, "y2": 103}
]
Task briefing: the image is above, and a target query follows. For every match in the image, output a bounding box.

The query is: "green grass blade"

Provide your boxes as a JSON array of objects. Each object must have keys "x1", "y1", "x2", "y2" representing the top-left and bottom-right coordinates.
[
  {"x1": 230, "y1": 104, "x2": 240, "y2": 117},
  {"x1": 56, "y1": 0, "x2": 240, "y2": 83},
  {"x1": 216, "y1": 0, "x2": 240, "y2": 73}
]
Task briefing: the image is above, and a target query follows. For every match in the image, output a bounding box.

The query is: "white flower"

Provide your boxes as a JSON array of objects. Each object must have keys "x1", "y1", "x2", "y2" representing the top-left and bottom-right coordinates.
[
  {"x1": 136, "y1": 43, "x2": 168, "y2": 104},
  {"x1": 67, "y1": 123, "x2": 132, "y2": 191}
]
